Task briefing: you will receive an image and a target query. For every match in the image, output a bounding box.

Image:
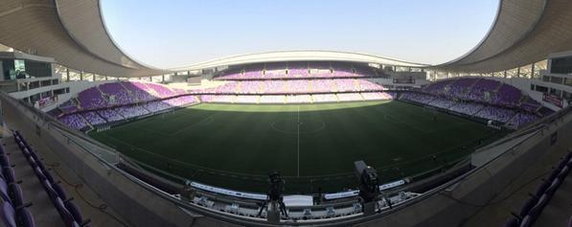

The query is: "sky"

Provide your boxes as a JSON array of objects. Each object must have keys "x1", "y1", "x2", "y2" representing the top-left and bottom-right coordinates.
[{"x1": 101, "y1": 0, "x2": 499, "y2": 69}]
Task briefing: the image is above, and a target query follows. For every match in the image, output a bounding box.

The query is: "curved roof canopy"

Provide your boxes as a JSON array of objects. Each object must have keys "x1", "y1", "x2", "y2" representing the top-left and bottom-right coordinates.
[
  {"x1": 170, "y1": 50, "x2": 428, "y2": 71},
  {"x1": 435, "y1": 0, "x2": 572, "y2": 73},
  {"x1": 2, "y1": 0, "x2": 572, "y2": 76},
  {"x1": 0, "y1": 0, "x2": 165, "y2": 77}
]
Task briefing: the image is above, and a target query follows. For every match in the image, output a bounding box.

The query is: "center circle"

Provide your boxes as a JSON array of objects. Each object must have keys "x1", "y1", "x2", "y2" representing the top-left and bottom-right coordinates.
[{"x1": 270, "y1": 119, "x2": 326, "y2": 134}]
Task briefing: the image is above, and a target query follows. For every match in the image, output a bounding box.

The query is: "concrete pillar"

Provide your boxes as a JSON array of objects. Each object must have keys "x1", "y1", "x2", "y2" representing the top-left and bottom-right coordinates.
[{"x1": 531, "y1": 63, "x2": 536, "y2": 79}]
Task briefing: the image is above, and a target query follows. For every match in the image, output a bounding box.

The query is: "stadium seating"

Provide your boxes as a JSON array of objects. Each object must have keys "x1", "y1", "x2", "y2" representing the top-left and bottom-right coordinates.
[
  {"x1": 13, "y1": 131, "x2": 89, "y2": 227},
  {"x1": 421, "y1": 77, "x2": 543, "y2": 111},
  {"x1": 58, "y1": 77, "x2": 549, "y2": 130},
  {"x1": 506, "y1": 152, "x2": 571, "y2": 227},
  {"x1": 199, "y1": 92, "x2": 396, "y2": 104},
  {"x1": 399, "y1": 91, "x2": 539, "y2": 128},
  {"x1": 0, "y1": 135, "x2": 35, "y2": 227},
  {"x1": 73, "y1": 81, "x2": 177, "y2": 111},
  {"x1": 214, "y1": 63, "x2": 381, "y2": 80},
  {"x1": 54, "y1": 81, "x2": 201, "y2": 131},
  {"x1": 59, "y1": 114, "x2": 89, "y2": 131},
  {"x1": 190, "y1": 79, "x2": 386, "y2": 95}
]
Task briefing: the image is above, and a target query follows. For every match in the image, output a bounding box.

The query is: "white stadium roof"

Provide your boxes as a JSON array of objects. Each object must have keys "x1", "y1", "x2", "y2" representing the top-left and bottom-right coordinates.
[
  {"x1": 169, "y1": 50, "x2": 429, "y2": 71},
  {"x1": 1, "y1": 0, "x2": 572, "y2": 76}
]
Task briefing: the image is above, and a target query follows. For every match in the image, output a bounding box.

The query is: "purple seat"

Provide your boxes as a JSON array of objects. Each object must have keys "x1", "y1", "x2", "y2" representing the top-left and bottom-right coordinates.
[
  {"x1": 42, "y1": 170, "x2": 56, "y2": 184},
  {"x1": 2, "y1": 167, "x2": 16, "y2": 183},
  {"x1": 26, "y1": 157, "x2": 37, "y2": 169},
  {"x1": 21, "y1": 147, "x2": 31, "y2": 159},
  {"x1": 41, "y1": 180, "x2": 59, "y2": 202},
  {"x1": 52, "y1": 183, "x2": 68, "y2": 200},
  {"x1": 28, "y1": 151, "x2": 41, "y2": 165},
  {"x1": 532, "y1": 180, "x2": 551, "y2": 198},
  {"x1": 0, "y1": 154, "x2": 10, "y2": 166},
  {"x1": 35, "y1": 160, "x2": 48, "y2": 173},
  {"x1": 518, "y1": 197, "x2": 537, "y2": 218},
  {"x1": 520, "y1": 215, "x2": 532, "y2": 227},
  {"x1": 504, "y1": 217, "x2": 518, "y2": 227},
  {"x1": 54, "y1": 197, "x2": 76, "y2": 226},
  {"x1": 563, "y1": 152, "x2": 572, "y2": 162},
  {"x1": 557, "y1": 166, "x2": 570, "y2": 180},
  {"x1": 18, "y1": 208, "x2": 35, "y2": 227},
  {"x1": 0, "y1": 202, "x2": 17, "y2": 227},
  {"x1": 33, "y1": 167, "x2": 46, "y2": 182},
  {"x1": 0, "y1": 178, "x2": 11, "y2": 203},
  {"x1": 547, "y1": 169, "x2": 560, "y2": 182},
  {"x1": 545, "y1": 178, "x2": 561, "y2": 196},
  {"x1": 65, "y1": 201, "x2": 90, "y2": 226},
  {"x1": 8, "y1": 184, "x2": 23, "y2": 207}
]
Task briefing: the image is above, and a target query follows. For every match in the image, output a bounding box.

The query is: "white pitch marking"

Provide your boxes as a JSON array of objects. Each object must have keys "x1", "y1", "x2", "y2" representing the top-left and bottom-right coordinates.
[{"x1": 297, "y1": 105, "x2": 301, "y2": 177}]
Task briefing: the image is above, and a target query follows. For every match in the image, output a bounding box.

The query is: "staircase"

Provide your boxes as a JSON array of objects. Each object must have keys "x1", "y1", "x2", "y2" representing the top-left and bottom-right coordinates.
[
  {"x1": 95, "y1": 85, "x2": 106, "y2": 95},
  {"x1": 77, "y1": 113, "x2": 94, "y2": 130}
]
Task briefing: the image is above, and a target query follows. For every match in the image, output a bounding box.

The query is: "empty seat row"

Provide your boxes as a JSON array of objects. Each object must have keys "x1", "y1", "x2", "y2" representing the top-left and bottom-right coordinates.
[
  {"x1": 0, "y1": 140, "x2": 35, "y2": 227},
  {"x1": 13, "y1": 131, "x2": 90, "y2": 227},
  {"x1": 505, "y1": 151, "x2": 572, "y2": 227}
]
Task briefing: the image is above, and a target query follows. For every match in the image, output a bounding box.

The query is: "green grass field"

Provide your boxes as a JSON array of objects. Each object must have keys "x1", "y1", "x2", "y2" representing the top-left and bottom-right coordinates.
[{"x1": 90, "y1": 101, "x2": 503, "y2": 193}]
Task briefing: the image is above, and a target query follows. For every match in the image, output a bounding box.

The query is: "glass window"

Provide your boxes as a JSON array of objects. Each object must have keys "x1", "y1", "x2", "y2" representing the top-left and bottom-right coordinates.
[
  {"x1": 549, "y1": 88, "x2": 562, "y2": 96},
  {"x1": 550, "y1": 76, "x2": 563, "y2": 84},
  {"x1": 535, "y1": 85, "x2": 548, "y2": 93},
  {"x1": 562, "y1": 91, "x2": 572, "y2": 100},
  {"x1": 84, "y1": 74, "x2": 94, "y2": 82},
  {"x1": 151, "y1": 76, "x2": 162, "y2": 83},
  {"x1": 40, "y1": 80, "x2": 51, "y2": 87},
  {"x1": 550, "y1": 56, "x2": 572, "y2": 74},
  {"x1": 94, "y1": 74, "x2": 106, "y2": 81},
  {"x1": 564, "y1": 78, "x2": 572, "y2": 87},
  {"x1": 68, "y1": 70, "x2": 81, "y2": 81}
]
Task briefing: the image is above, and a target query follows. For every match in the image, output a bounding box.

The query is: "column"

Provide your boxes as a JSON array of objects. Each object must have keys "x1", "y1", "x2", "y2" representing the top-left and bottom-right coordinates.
[{"x1": 531, "y1": 63, "x2": 536, "y2": 79}]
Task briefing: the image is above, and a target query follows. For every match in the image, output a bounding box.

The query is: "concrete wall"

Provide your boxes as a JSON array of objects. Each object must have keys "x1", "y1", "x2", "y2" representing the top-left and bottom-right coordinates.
[
  {"x1": 354, "y1": 111, "x2": 572, "y2": 226},
  {"x1": 0, "y1": 93, "x2": 238, "y2": 227}
]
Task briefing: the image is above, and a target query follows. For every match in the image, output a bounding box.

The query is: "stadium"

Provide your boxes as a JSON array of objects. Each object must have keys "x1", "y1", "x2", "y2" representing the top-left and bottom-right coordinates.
[{"x1": 0, "y1": 0, "x2": 571, "y2": 226}]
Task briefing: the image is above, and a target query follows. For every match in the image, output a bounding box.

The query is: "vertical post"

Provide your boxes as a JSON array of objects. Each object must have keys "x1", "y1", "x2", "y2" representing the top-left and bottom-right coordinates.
[
  {"x1": 531, "y1": 63, "x2": 536, "y2": 79},
  {"x1": 80, "y1": 71, "x2": 84, "y2": 81},
  {"x1": 66, "y1": 68, "x2": 70, "y2": 82},
  {"x1": 517, "y1": 67, "x2": 521, "y2": 78}
]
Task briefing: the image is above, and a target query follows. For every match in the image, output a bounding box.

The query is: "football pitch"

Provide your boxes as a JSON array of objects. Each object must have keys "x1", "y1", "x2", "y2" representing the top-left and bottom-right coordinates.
[{"x1": 90, "y1": 101, "x2": 503, "y2": 193}]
